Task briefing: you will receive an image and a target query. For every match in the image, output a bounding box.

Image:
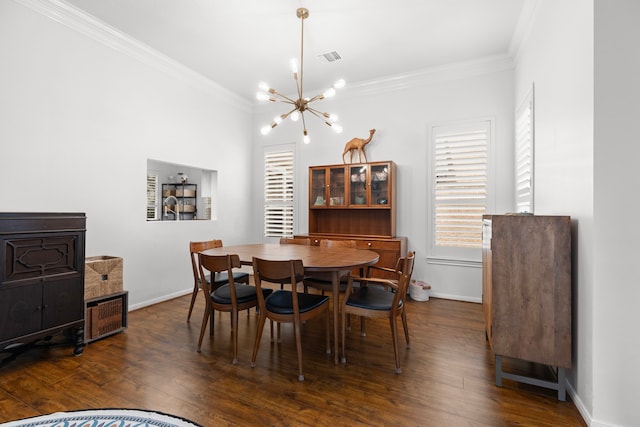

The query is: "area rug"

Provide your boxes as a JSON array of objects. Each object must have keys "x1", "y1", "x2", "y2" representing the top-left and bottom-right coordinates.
[{"x1": 1, "y1": 409, "x2": 202, "y2": 427}]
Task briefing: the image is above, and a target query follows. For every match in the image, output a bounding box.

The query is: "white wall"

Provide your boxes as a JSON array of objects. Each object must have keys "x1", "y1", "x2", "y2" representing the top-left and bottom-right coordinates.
[
  {"x1": 514, "y1": 1, "x2": 640, "y2": 426},
  {"x1": 0, "y1": 1, "x2": 254, "y2": 309},
  {"x1": 593, "y1": 2, "x2": 640, "y2": 426},
  {"x1": 254, "y1": 58, "x2": 515, "y2": 302}
]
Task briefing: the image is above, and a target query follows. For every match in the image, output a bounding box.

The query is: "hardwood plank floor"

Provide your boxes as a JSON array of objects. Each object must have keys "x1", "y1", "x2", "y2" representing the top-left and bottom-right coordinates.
[{"x1": 0, "y1": 290, "x2": 585, "y2": 426}]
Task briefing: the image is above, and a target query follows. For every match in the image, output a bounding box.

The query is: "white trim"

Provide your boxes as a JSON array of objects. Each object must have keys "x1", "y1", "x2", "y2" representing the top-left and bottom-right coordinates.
[
  {"x1": 253, "y1": 55, "x2": 515, "y2": 107},
  {"x1": 426, "y1": 257, "x2": 482, "y2": 269},
  {"x1": 428, "y1": 294, "x2": 482, "y2": 304},
  {"x1": 14, "y1": 0, "x2": 251, "y2": 113}
]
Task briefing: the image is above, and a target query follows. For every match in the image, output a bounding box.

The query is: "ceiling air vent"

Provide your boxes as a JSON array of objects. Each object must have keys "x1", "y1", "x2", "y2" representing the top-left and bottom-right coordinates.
[{"x1": 317, "y1": 51, "x2": 342, "y2": 64}]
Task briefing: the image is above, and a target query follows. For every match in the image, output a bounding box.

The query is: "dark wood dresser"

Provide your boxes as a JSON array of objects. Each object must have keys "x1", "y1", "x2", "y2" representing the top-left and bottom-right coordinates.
[
  {"x1": 0, "y1": 212, "x2": 86, "y2": 357},
  {"x1": 482, "y1": 214, "x2": 571, "y2": 400}
]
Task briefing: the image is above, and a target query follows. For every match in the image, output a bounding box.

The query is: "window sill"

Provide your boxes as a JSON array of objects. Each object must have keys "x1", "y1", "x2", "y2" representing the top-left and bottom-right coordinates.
[{"x1": 426, "y1": 256, "x2": 481, "y2": 268}]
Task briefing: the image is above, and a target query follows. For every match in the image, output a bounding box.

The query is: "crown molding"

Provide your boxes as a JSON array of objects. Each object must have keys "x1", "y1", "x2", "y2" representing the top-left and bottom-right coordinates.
[
  {"x1": 344, "y1": 54, "x2": 515, "y2": 98},
  {"x1": 509, "y1": 0, "x2": 541, "y2": 65},
  {"x1": 13, "y1": 0, "x2": 251, "y2": 112}
]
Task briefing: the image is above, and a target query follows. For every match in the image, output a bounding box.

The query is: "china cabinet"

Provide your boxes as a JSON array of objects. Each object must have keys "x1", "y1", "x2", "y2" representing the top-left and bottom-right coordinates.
[
  {"x1": 308, "y1": 161, "x2": 396, "y2": 237},
  {"x1": 299, "y1": 161, "x2": 404, "y2": 279}
]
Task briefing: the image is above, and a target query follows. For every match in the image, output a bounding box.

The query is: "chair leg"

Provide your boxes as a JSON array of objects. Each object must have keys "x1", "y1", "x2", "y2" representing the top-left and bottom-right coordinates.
[
  {"x1": 390, "y1": 315, "x2": 401, "y2": 374},
  {"x1": 325, "y1": 308, "x2": 331, "y2": 355},
  {"x1": 340, "y1": 308, "x2": 348, "y2": 364},
  {"x1": 231, "y1": 309, "x2": 239, "y2": 365},
  {"x1": 293, "y1": 319, "x2": 304, "y2": 381},
  {"x1": 251, "y1": 313, "x2": 267, "y2": 368},
  {"x1": 360, "y1": 316, "x2": 366, "y2": 337},
  {"x1": 401, "y1": 309, "x2": 410, "y2": 349},
  {"x1": 187, "y1": 284, "x2": 199, "y2": 321},
  {"x1": 197, "y1": 306, "x2": 211, "y2": 352}
]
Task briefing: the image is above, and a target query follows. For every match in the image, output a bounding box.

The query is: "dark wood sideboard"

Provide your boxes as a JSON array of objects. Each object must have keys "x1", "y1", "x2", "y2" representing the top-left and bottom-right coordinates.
[{"x1": 0, "y1": 212, "x2": 86, "y2": 358}]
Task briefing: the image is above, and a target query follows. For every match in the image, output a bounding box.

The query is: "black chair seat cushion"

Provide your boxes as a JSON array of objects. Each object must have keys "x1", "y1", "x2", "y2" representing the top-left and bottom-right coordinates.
[
  {"x1": 265, "y1": 290, "x2": 329, "y2": 315},
  {"x1": 346, "y1": 286, "x2": 403, "y2": 311},
  {"x1": 211, "y1": 283, "x2": 272, "y2": 304}
]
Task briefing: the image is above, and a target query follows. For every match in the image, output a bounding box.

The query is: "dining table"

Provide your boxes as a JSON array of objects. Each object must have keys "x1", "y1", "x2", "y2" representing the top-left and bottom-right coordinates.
[{"x1": 199, "y1": 243, "x2": 379, "y2": 364}]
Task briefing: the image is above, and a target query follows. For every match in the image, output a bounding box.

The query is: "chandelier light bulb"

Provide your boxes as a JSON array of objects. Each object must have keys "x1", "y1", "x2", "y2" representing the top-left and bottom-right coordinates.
[
  {"x1": 291, "y1": 111, "x2": 300, "y2": 122},
  {"x1": 274, "y1": 115, "x2": 283, "y2": 124},
  {"x1": 290, "y1": 58, "x2": 298, "y2": 74},
  {"x1": 260, "y1": 125, "x2": 272, "y2": 135},
  {"x1": 256, "y1": 91, "x2": 270, "y2": 101},
  {"x1": 258, "y1": 82, "x2": 270, "y2": 92},
  {"x1": 333, "y1": 124, "x2": 343, "y2": 134},
  {"x1": 323, "y1": 87, "x2": 336, "y2": 98},
  {"x1": 333, "y1": 79, "x2": 346, "y2": 89},
  {"x1": 303, "y1": 134, "x2": 311, "y2": 144},
  {"x1": 329, "y1": 114, "x2": 339, "y2": 122}
]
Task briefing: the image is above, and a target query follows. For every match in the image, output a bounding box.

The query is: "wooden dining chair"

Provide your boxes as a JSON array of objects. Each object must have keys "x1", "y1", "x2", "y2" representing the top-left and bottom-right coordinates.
[
  {"x1": 356, "y1": 251, "x2": 416, "y2": 337},
  {"x1": 197, "y1": 253, "x2": 272, "y2": 364},
  {"x1": 340, "y1": 251, "x2": 415, "y2": 373},
  {"x1": 303, "y1": 239, "x2": 357, "y2": 295},
  {"x1": 279, "y1": 237, "x2": 311, "y2": 245},
  {"x1": 251, "y1": 257, "x2": 330, "y2": 381},
  {"x1": 188, "y1": 239, "x2": 249, "y2": 321}
]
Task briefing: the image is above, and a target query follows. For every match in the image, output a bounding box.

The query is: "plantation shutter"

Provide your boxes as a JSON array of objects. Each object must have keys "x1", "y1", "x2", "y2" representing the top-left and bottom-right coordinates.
[
  {"x1": 146, "y1": 174, "x2": 159, "y2": 220},
  {"x1": 433, "y1": 122, "x2": 489, "y2": 248},
  {"x1": 264, "y1": 150, "x2": 294, "y2": 238},
  {"x1": 515, "y1": 90, "x2": 534, "y2": 213}
]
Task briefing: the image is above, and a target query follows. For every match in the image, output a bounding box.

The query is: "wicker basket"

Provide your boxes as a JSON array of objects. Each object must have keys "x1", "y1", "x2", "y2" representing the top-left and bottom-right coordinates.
[
  {"x1": 176, "y1": 188, "x2": 196, "y2": 197},
  {"x1": 86, "y1": 297, "x2": 124, "y2": 340},
  {"x1": 85, "y1": 256, "x2": 123, "y2": 299}
]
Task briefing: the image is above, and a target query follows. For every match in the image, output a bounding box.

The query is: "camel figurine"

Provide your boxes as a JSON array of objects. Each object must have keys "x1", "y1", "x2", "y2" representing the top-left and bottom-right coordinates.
[{"x1": 342, "y1": 129, "x2": 376, "y2": 163}]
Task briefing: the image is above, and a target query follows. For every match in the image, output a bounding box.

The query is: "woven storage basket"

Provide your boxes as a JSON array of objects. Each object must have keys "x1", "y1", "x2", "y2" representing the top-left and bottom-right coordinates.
[{"x1": 84, "y1": 256, "x2": 123, "y2": 299}]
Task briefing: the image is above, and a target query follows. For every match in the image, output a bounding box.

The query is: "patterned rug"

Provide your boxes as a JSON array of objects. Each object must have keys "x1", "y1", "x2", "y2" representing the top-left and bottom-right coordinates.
[{"x1": 2, "y1": 409, "x2": 202, "y2": 427}]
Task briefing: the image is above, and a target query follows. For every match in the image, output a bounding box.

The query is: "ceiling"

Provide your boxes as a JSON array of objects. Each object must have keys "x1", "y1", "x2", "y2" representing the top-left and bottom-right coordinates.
[{"x1": 63, "y1": 0, "x2": 529, "y2": 103}]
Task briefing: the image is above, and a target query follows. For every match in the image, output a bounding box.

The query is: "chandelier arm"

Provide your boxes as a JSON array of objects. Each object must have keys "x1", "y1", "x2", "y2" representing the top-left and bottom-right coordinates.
[
  {"x1": 270, "y1": 90, "x2": 298, "y2": 104},
  {"x1": 306, "y1": 107, "x2": 333, "y2": 123},
  {"x1": 306, "y1": 94, "x2": 324, "y2": 103},
  {"x1": 278, "y1": 107, "x2": 299, "y2": 122},
  {"x1": 300, "y1": 111, "x2": 309, "y2": 134}
]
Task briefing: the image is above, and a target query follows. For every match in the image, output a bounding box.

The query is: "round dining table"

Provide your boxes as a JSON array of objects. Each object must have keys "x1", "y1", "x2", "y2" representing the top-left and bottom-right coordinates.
[{"x1": 200, "y1": 243, "x2": 379, "y2": 364}]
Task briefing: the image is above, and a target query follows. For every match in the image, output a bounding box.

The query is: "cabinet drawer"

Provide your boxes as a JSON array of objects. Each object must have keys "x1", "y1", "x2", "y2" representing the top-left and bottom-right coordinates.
[{"x1": 355, "y1": 240, "x2": 399, "y2": 251}]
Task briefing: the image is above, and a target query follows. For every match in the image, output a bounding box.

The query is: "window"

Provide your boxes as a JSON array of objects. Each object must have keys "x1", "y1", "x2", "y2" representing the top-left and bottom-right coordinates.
[
  {"x1": 146, "y1": 159, "x2": 216, "y2": 221},
  {"x1": 429, "y1": 120, "x2": 492, "y2": 260},
  {"x1": 146, "y1": 173, "x2": 159, "y2": 220},
  {"x1": 264, "y1": 149, "x2": 294, "y2": 238},
  {"x1": 515, "y1": 86, "x2": 534, "y2": 213}
]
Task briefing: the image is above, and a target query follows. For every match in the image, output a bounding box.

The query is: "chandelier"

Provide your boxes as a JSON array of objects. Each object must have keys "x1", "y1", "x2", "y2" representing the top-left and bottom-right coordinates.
[{"x1": 257, "y1": 8, "x2": 344, "y2": 144}]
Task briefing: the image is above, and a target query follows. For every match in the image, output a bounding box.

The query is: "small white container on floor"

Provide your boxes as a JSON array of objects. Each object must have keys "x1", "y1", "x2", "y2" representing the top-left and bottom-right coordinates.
[{"x1": 409, "y1": 280, "x2": 430, "y2": 301}]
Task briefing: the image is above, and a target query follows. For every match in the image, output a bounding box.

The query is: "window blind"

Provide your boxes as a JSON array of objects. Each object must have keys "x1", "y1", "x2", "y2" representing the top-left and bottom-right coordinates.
[
  {"x1": 264, "y1": 150, "x2": 294, "y2": 237},
  {"x1": 433, "y1": 123, "x2": 489, "y2": 248},
  {"x1": 146, "y1": 174, "x2": 159, "y2": 220},
  {"x1": 515, "y1": 90, "x2": 534, "y2": 213}
]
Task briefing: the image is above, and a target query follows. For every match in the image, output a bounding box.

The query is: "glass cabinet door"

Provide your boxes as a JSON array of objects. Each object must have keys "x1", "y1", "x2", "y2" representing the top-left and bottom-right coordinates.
[
  {"x1": 310, "y1": 168, "x2": 327, "y2": 206},
  {"x1": 328, "y1": 167, "x2": 346, "y2": 206},
  {"x1": 370, "y1": 164, "x2": 390, "y2": 205},
  {"x1": 349, "y1": 165, "x2": 368, "y2": 205}
]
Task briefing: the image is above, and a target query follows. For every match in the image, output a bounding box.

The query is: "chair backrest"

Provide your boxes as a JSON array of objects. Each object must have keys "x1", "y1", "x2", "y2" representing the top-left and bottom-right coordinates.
[
  {"x1": 198, "y1": 253, "x2": 242, "y2": 300},
  {"x1": 279, "y1": 237, "x2": 311, "y2": 245},
  {"x1": 252, "y1": 257, "x2": 305, "y2": 313},
  {"x1": 319, "y1": 239, "x2": 356, "y2": 248},
  {"x1": 189, "y1": 239, "x2": 223, "y2": 283},
  {"x1": 393, "y1": 252, "x2": 415, "y2": 305}
]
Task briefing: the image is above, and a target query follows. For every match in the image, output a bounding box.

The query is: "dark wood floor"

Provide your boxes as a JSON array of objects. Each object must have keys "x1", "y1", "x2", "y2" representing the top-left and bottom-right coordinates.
[{"x1": 0, "y1": 289, "x2": 585, "y2": 426}]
